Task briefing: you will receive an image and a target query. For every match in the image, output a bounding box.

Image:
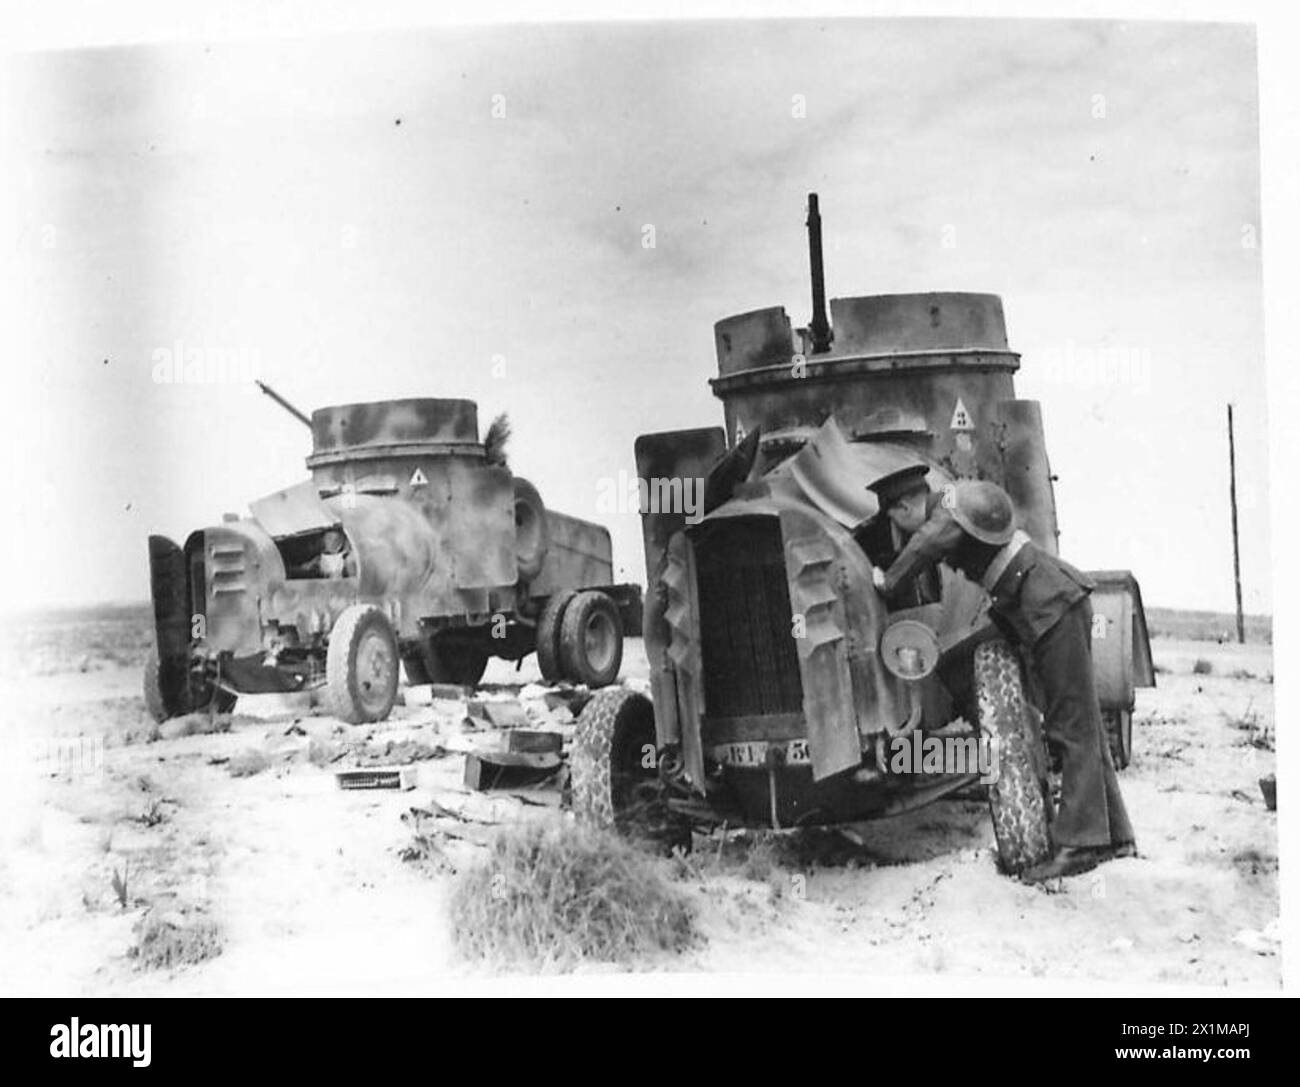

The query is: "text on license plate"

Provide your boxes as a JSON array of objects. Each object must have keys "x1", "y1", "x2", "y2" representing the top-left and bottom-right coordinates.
[{"x1": 708, "y1": 740, "x2": 811, "y2": 767}]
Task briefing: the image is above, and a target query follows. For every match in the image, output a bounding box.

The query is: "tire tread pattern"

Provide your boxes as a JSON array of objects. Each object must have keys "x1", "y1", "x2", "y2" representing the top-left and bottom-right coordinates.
[
  {"x1": 559, "y1": 590, "x2": 623, "y2": 688},
  {"x1": 326, "y1": 605, "x2": 398, "y2": 724},
  {"x1": 536, "y1": 590, "x2": 575, "y2": 682},
  {"x1": 976, "y1": 639, "x2": 1054, "y2": 873},
  {"x1": 571, "y1": 686, "x2": 644, "y2": 829}
]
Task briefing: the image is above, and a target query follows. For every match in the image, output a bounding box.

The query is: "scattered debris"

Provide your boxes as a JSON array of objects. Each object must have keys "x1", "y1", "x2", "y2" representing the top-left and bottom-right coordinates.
[
  {"x1": 464, "y1": 752, "x2": 560, "y2": 791},
  {"x1": 307, "y1": 738, "x2": 345, "y2": 767},
  {"x1": 465, "y1": 699, "x2": 532, "y2": 730},
  {"x1": 354, "y1": 738, "x2": 446, "y2": 766},
  {"x1": 405, "y1": 682, "x2": 475, "y2": 705},
  {"x1": 431, "y1": 683, "x2": 473, "y2": 701},
  {"x1": 462, "y1": 729, "x2": 564, "y2": 790},
  {"x1": 227, "y1": 749, "x2": 271, "y2": 778},
  {"x1": 399, "y1": 813, "x2": 458, "y2": 873},
  {"x1": 335, "y1": 766, "x2": 418, "y2": 791}
]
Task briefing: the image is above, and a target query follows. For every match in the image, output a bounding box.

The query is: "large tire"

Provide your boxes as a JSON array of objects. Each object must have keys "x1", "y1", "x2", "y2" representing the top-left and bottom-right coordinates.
[
  {"x1": 571, "y1": 687, "x2": 675, "y2": 840},
  {"x1": 143, "y1": 650, "x2": 170, "y2": 723},
  {"x1": 1105, "y1": 709, "x2": 1132, "y2": 770},
  {"x1": 512, "y1": 478, "x2": 550, "y2": 582},
  {"x1": 975, "y1": 639, "x2": 1054, "y2": 874},
  {"x1": 535, "y1": 590, "x2": 576, "y2": 682},
  {"x1": 326, "y1": 605, "x2": 399, "y2": 724},
  {"x1": 559, "y1": 590, "x2": 623, "y2": 688},
  {"x1": 143, "y1": 649, "x2": 235, "y2": 722}
]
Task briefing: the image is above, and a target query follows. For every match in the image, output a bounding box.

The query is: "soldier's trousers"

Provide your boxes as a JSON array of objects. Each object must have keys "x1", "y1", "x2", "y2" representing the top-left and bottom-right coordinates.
[{"x1": 1028, "y1": 600, "x2": 1136, "y2": 849}]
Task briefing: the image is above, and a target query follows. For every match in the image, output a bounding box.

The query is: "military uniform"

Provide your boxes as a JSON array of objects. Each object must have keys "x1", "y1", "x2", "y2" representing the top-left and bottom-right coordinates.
[
  {"x1": 856, "y1": 489, "x2": 944, "y2": 608},
  {"x1": 859, "y1": 465, "x2": 943, "y2": 609},
  {"x1": 883, "y1": 499, "x2": 1135, "y2": 855}
]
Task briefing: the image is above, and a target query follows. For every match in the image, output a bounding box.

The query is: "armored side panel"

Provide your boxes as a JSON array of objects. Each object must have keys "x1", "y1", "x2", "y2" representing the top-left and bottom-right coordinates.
[
  {"x1": 528, "y1": 512, "x2": 615, "y2": 599},
  {"x1": 996, "y1": 399, "x2": 1060, "y2": 554},
  {"x1": 304, "y1": 398, "x2": 515, "y2": 618},
  {"x1": 190, "y1": 521, "x2": 287, "y2": 655},
  {"x1": 1087, "y1": 570, "x2": 1157, "y2": 714},
  {"x1": 635, "y1": 427, "x2": 727, "y2": 761},
  {"x1": 778, "y1": 507, "x2": 866, "y2": 781}
]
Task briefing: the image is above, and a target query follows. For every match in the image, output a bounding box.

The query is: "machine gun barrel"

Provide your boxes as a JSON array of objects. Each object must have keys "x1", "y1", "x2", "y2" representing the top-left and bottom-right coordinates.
[
  {"x1": 806, "y1": 192, "x2": 833, "y2": 355},
  {"x1": 255, "y1": 381, "x2": 312, "y2": 429}
]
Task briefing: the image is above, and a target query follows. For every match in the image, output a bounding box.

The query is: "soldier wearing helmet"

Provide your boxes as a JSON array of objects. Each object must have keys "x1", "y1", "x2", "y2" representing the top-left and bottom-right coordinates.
[{"x1": 880, "y1": 479, "x2": 1136, "y2": 882}]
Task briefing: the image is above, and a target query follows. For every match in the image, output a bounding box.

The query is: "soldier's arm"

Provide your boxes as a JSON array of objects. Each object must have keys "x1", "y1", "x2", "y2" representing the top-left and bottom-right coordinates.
[{"x1": 880, "y1": 507, "x2": 964, "y2": 595}]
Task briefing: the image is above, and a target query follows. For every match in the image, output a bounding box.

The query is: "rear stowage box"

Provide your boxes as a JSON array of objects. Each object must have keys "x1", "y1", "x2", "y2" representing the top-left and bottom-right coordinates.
[{"x1": 1087, "y1": 570, "x2": 1156, "y2": 768}]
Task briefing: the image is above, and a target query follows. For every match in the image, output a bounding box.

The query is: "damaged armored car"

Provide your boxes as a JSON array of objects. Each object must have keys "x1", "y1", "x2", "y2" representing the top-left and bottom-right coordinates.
[
  {"x1": 145, "y1": 397, "x2": 641, "y2": 725},
  {"x1": 570, "y1": 197, "x2": 1154, "y2": 873}
]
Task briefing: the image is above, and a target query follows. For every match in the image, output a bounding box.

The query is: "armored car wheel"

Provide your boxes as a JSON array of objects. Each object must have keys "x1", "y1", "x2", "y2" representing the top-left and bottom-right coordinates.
[
  {"x1": 570, "y1": 687, "x2": 687, "y2": 850},
  {"x1": 143, "y1": 649, "x2": 235, "y2": 723},
  {"x1": 535, "y1": 589, "x2": 576, "y2": 683},
  {"x1": 975, "y1": 639, "x2": 1054, "y2": 874},
  {"x1": 326, "y1": 605, "x2": 399, "y2": 724},
  {"x1": 143, "y1": 650, "x2": 178, "y2": 723},
  {"x1": 512, "y1": 478, "x2": 550, "y2": 582},
  {"x1": 559, "y1": 590, "x2": 623, "y2": 688},
  {"x1": 1104, "y1": 709, "x2": 1132, "y2": 770}
]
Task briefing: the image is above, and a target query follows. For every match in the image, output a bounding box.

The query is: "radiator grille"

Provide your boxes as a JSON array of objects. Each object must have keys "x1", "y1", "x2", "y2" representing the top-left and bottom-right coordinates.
[{"x1": 694, "y1": 518, "x2": 803, "y2": 717}]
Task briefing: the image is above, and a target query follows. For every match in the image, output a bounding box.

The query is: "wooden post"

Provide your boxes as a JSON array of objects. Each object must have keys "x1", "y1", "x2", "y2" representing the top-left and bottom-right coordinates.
[{"x1": 1227, "y1": 403, "x2": 1245, "y2": 644}]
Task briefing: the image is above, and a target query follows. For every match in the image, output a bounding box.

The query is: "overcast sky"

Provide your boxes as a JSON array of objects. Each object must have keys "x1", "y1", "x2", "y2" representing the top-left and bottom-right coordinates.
[{"x1": 1, "y1": 18, "x2": 1268, "y2": 614}]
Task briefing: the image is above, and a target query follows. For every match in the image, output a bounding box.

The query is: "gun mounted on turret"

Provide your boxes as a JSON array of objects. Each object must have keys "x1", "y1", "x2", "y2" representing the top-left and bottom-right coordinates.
[
  {"x1": 255, "y1": 380, "x2": 312, "y2": 429},
  {"x1": 806, "y1": 192, "x2": 833, "y2": 355}
]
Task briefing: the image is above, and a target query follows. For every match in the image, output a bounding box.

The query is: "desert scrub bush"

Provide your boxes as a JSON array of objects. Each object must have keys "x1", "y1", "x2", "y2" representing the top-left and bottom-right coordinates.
[
  {"x1": 129, "y1": 910, "x2": 223, "y2": 971},
  {"x1": 136, "y1": 798, "x2": 168, "y2": 827},
  {"x1": 449, "y1": 819, "x2": 697, "y2": 970},
  {"x1": 740, "y1": 834, "x2": 779, "y2": 882},
  {"x1": 227, "y1": 749, "x2": 270, "y2": 778},
  {"x1": 1192, "y1": 658, "x2": 1213, "y2": 675}
]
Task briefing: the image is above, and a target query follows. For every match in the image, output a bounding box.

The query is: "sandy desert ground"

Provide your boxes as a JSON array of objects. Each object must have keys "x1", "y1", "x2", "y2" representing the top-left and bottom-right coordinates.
[{"x1": 0, "y1": 614, "x2": 1280, "y2": 993}]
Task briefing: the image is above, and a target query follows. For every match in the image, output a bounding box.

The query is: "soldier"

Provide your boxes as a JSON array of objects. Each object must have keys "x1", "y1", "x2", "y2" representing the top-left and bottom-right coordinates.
[
  {"x1": 857, "y1": 464, "x2": 943, "y2": 608},
  {"x1": 880, "y1": 479, "x2": 1136, "y2": 881},
  {"x1": 312, "y1": 529, "x2": 350, "y2": 579}
]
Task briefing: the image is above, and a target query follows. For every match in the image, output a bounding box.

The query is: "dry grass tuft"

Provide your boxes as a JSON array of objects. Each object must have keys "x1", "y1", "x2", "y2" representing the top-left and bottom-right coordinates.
[
  {"x1": 449, "y1": 819, "x2": 697, "y2": 970},
  {"x1": 129, "y1": 910, "x2": 224, "y2": 971}
]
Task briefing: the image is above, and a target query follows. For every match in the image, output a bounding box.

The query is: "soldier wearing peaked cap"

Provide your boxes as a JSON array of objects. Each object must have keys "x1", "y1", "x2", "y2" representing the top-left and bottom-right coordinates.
[
  {"x1": 856, "y1": 464, "x2": 943, "y2": 609},
  {"x1": 881, "y1": 479, "x2": 1136, "y2": 882}
]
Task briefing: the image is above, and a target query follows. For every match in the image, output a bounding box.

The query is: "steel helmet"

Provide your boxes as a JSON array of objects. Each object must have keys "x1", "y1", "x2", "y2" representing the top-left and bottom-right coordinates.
[{"x1": 945, "y1": 480, "x2": 1016, "y2": 545}]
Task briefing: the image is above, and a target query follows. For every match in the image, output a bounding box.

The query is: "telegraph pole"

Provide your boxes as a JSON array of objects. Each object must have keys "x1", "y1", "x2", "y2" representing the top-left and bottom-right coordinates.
[{"x1": 1227, "y1": 403, "x2": 1245, "y2": 644}]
